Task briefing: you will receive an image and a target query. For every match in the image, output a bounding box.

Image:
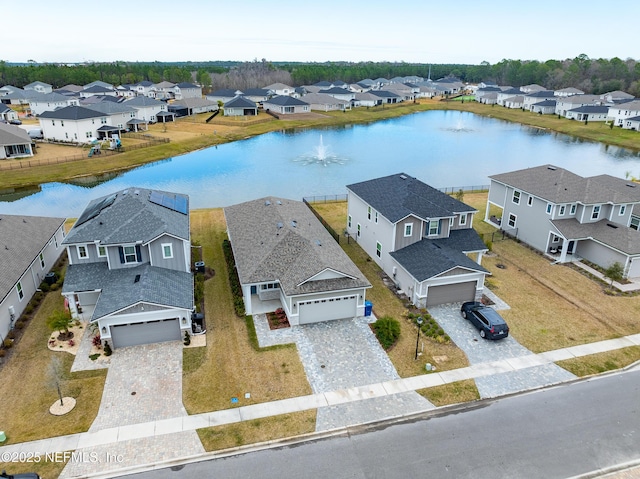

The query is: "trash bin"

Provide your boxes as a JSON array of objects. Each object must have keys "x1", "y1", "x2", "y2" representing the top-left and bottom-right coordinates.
[
  {"x1": 45, "y1": 272, "x2": 57, "y2": 285},
  {"x1": 364, "y1": 300, "x2": 373, "y2": 317},
  {"x1": 194, "y1": 261, "x2": 205, "y2": 273}
]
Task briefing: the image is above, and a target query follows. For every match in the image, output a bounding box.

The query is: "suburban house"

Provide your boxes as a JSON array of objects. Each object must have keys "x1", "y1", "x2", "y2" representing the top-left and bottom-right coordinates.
[
  {"x1": 206, "y1": 89, "x2": 243, "y2": 105},
  {"x1": 263, "y1": 96, "x2": 310, "y2": 114},
  {"x1": 241, "y1": 88, "x2": 272, "y2": 105},
  {"x1": 0, "y1": 215, "x2": 65, "y2": 341},
  {"x1": 79, "y1": 85, "x2": 118, "y2": 99},
  {"x1": 123, "y1": 96, "x2": 168, "y2": 123},
  {"x1": 173, "y1": 82, "x2": 202, "y2": 100},
  {"x1": 171, "y1": 98, "x2": 218, "y2": 116},
  {"x1": 24, "y1": 81, "x2": 53, "y2": 94},
  {"x1": 601, "y1": 91, "x2": 634, "y2": 103},
  {"x1": 497, "y1": 88, "x2": 523, "y2": 106},
  {"x1": 504, "y1": 95, "x2": 524, "y2": 109},
  {"x1": 263, "y1": 83, "x2": 295, "y2": 96},
  {"x1": 0, "y1": 123, "x2": 34, "y2": 159},
  {"x1": 224, "y1": 197, "x2": 371, "y2": 325},
  {"x1": 61, "y1": 188, "x2": 194, "y2": 349},
  {"x1": 371, "y1": 90, "x2": 403, "y2": 104},
  {"x1": 133, "y1": 81, "x2": 155, "y2": 97},
  {"x1": 318, "y1": 87, "x2": 355, "y2": 102},
  {"x1": 0, "y1": 88, "x2": 30, "y2": 105},
  {"x1": 223, "y1": 96, "x2": 258, "y2": 116},
  {"x1": 555, "y1": 95, "x2": 601, "y2": 117},
  {"x1": 608, "y1": 100, "x2": 640, "y2": 127},
  {"x1": 28, "y1": 92, "x2": 80, "y2": 116},
  {"x1": 301, "y1": 92, "x2": 350, "y2": 111},
  {"x1": 353, "y1": 92, "x2": 383, "y2": 107},
  {"x1": 522, "y1": 90, "x2": 556, "y2": 111},
  {"x1": 566, "y1": 105, "x2": 610, "y2": 122},
  {"x1": 555, "y1": 87, "x2": 584, "y2": 97},
  {"x1": 38, "y1": 105, "x2": 108, "y2": 143},
  {"x1": 0, "y1": 104, "x2": 19, "y2": 122},
  {"x1": 346, "y1": 173, "x2": 489, "y2": 308},
  {"x1": 152, "y1": 81, "x2": 176, "y2": 100},
  {"x1": 530, "y1": 99, "x2": 557, "y2": 115},
  {"x1": 487, "y1": 164, "x2": 640, "y2": 279}
]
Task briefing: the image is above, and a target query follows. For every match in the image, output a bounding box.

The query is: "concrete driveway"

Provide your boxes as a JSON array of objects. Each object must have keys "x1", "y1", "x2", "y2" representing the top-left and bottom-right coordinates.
[{"x1": 428, "y1": 303, "x2": 576, "y2": 398}]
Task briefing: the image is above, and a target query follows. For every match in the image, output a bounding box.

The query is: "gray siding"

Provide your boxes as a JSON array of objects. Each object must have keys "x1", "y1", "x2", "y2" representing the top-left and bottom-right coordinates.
[
  {"x1": 149, "y1": 236, "x2": 187, "y2": 271},
  {"x1": 576, "y1": 239, "x2": 627, "y2": 271},
  {"x1": 107, "y1": 244, "x2": 150, "y2": 270},
  {"x1": 395, "y1": 215, "x2": 423, "y2": 250},
  {"x1": 500, "y1": 186, "x2": 555, "y2": 252}
]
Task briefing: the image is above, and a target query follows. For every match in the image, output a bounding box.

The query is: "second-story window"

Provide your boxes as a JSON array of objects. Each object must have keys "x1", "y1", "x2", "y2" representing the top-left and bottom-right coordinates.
[
  {"x1": 429, "y1": 220, "x2": 439, "y2": 236},
  {"x1": 162, "y1": 243, "x2": 173, "y2": 259},
  {"x1": 404, "y1": 223, "x2": 413, "y2": 237},
  {"x1": 97, "y1": 246, "x2": 107, "y2": 257},
  {"x1": 620, "y1": 205, "x2": 627, "y2": 216},
  {"x1": 512, "y1": 190, "x2": 521, "y2": 205},
  {"x1": 121, "y1": 245, "x2": 139, "y2": 264},
  {"x1": 459, "y1": 214, "x2": 467, "y2": 226},
  {"x1": 367, "y1": 206, "x2": 372, "y2": 221},
  {"x1": 77, "y1": 245, "x2": 88, "y2": 259},
  {"x1": 592, "y1": 205, "x2": 601, "y2": 220}
]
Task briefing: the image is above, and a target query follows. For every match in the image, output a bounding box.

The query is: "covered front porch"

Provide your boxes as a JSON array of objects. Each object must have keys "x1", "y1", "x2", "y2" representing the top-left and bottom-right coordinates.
[{"x1": 545, "y1": 232, "x2": 581, "y2": 263}]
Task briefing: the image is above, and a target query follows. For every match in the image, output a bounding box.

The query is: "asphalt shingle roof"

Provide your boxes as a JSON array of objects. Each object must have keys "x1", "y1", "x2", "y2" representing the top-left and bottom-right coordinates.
[
  {"x1": 224, "y1": 197, "x2": 370, "y2": 296},
  {"x1": 63, "y1": 188, "x2": 189, "y2": 246},
  {"x1": 39, "y1": 105, "x2": 104, "y2": 120},
  {"x1": 62, "y1": 262, "x2": 193, "y2": 320},
  {"x1": 224, "y1": 96, "x2": 257, "y2": 108},
  {"x1": 0, "y1": 123, "x2": 31, "y2": 145},
  {"x1": 0, "y1": 215, "x2": 65, "y2": 303},
  {"x1": 489, "y1": 165, "x2": 640, "y2": 205},
  {"x1": 264, "y1": 96, "x2": 309, "y2": 106},
  {"x1": 347, "y1": 173, "x2": 476, "y2": 224},
  {"x1": 552, "y1": 218, "x2": 640, "y2": 255},
  {"x1": 390, "y1": 229, "x2": 489, "y2": 281}
]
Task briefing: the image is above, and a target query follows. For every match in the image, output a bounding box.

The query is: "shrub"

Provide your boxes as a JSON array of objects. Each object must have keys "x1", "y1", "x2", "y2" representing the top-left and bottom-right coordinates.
[
  {"x1": 103, "y1": 341, "x2": 112, "y2": 356},
  {"x1": 371, "y1": 316, "x2": 401, "y2": 350},
  {"x1": 49, "y1": 283, "x2": 60, "y2": 291},
  {"x1": 39, "y1": 282, "x2": 51, "y2": 293},
  {"x1": 89, "y1": 353, "x2": 100, "y2": 361},
  {"x1": 68, "y1": 339, "x2": 75, "y2": 347},
  {"x1": 184, "y1": 331, "x2": 191, "y2": 346},
  {"x1": 24, "y1": 304, "x2": 34, "y2": 315},
  {"x1": 6, "y1": 330, "x2": 16, "y2": 340},
  {"x1": 223, "y1": 240, "x2": 246, "y2": 317},
  {"x1": 3, "y1": 339, "x2": 13, "y2": 349},
  {"x1": 0, "y1": 350, "x2": 5, "y2": 358},
  {"x1": 92, "y1": 335, "x2": 102, "y2": 347}
]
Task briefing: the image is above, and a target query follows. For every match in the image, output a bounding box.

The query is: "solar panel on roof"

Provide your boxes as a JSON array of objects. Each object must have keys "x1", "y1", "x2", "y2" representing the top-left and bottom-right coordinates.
[
  {"x1": 148, "y1": 190, "x2": 188, "y2": 215},
  {"x1": 75, "y1": 193, "x2": 117, "y2": 226}
]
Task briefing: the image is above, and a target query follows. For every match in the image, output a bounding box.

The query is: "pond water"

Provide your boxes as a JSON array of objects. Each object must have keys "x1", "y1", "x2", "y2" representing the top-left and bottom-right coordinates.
[{"x1": 2, "y1": 110, "x2": 640, "y2": 218}]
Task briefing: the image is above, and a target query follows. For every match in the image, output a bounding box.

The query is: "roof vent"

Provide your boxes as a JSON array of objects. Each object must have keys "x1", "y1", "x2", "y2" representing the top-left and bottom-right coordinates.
[
  {"x1": 291, "y1": 220, "x2": 297, "y2": 228},
  {"x1": 134, "y1": 274, "x2": 141, "y2": 283},
  {"x1": 399, "y1": 174, "x2": 407, "y2": 179},
  {"x1": 265, "y1": 200, "x2": 271, "y2": 206},
  {"x1": 276, "y1": 222, "x2": 283, "y2": 229},
  {"x1": 547, "y1": 166, "x2": 557, "y2": 171},
  {"x1": 134, "y1": 189, "x2": 140, "y2": 195},
  {"x1": 606, "y1": 223, "x2": 618, "y2": 229},
  {"x1": 315, "y1": 239, "x2": 322, "y2": 246},
  {"x1": 276, "y1": 200, "x2": 282, "y2": 205}
]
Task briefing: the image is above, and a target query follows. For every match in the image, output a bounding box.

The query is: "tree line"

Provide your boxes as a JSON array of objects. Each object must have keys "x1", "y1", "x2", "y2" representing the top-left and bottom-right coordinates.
[{"x1": 1, "y1": 55, "x2": 639, "y2": 96}]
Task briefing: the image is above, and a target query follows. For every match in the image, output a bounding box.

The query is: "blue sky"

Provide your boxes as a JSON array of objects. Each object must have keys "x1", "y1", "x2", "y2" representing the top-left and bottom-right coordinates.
[{"x1": 6, "y1": 0, "x2": 638, "y2": 64}]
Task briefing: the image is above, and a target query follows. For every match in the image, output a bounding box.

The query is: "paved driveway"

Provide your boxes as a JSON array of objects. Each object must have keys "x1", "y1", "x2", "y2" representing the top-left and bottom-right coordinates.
[
  {"x1": 429, "y1": 303, "x2": 576, "y2": 398},
  {"x1": 254, "y1": 314, "x2": 434, "y2": 431},
  {"x1": 60, "y1": 341, "x2": 204, "y2": 478}
]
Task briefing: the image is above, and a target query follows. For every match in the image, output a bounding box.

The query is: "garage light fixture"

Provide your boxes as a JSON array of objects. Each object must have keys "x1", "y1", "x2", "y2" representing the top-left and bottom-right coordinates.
[{"x1": 101, "y1": 327, "x2": 106, "y2": 334}]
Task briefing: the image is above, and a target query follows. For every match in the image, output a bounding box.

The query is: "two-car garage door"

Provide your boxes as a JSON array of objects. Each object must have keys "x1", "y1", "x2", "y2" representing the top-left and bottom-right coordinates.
[
  {"x1": 298, "y1": 295, "x2": 357, "y2": 325},
  {"x1": 426, "y1": 281, "x2": 476, "y2": 307},
  {"x1": 110, "y1": 318, "x2": 181, "y2": 349}
]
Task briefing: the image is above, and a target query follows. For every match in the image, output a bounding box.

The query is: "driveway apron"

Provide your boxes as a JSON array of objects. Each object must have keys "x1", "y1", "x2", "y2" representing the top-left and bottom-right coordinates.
[
  {"x1": 429, "y1": 303, "x2": 576, "y2": 398},
  {"x1": 59, "y1": 341, "x2": 204, "y2": 478},
  {"x1": 254, "y1": 314, "x2": 434, "y2": 432}
]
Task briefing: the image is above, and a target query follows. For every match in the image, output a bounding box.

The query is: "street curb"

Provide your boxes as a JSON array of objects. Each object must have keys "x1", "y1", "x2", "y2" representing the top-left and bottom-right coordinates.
[{"x1": 565, "y1": 458, "x2": 640, "y2": 479}]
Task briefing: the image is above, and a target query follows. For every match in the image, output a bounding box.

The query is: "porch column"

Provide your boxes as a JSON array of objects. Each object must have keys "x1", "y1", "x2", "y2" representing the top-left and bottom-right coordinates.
[
  {"x1": 243, "y1": 284, "x2": 252, "y2": 315},
  {"x1": 477, "y1": 251, "x2": 484, "y2": 265},
  {"x1": 559, "y1": 240, "x2": 570, "y2": 263}
]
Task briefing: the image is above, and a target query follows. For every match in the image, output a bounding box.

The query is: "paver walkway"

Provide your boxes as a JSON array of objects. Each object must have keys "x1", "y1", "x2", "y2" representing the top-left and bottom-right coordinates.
[
  {"x1": 58, "y1": 342, "x2": 204, "y2": 478},
  {"x1": 254, "y1": 314, "x2": 434, "y2": 431},
  {"x1": 429, "y1": 300, "x2": 576, "y2": 398}
]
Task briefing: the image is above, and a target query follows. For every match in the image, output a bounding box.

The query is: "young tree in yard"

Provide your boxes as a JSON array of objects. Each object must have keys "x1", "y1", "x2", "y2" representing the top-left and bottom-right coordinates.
[
  {"x1": 47, "y1": 355, "x2": 65, "y2": 406},
  {"x1": 47, "y1": 310, "x2": 74, "y2": 341},
  {"x1": 604, "y1": 262, "x2": 624, "y2": 290}
]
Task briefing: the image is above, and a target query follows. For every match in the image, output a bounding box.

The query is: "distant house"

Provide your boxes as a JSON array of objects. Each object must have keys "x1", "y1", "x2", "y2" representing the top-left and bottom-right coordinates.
[
  {"x1": 84, "y1": 81, "x2": 114, "y2": 91},
  {"x1": 241, "y1": 88, "x2": 272, "y2": 104},
  {"x1": 0, "y1": 215, "x2": 65, "y2": 341},
  {"x1": 302, "y1": 93, "x2": 350, "y2": 111},
  {"x1": 29, "y1": 92, "x2": 79, "y2": 116},
  {"x1": 205, "y1": 89, "x2": 243, "y2": 105},
  {"x1": 555, "y1": 87, "x2": 584, "y2": 97},
  {"x1": 347, "y1": 173, "x2": 489, "y2": 308},
  {"x1": 530, "y1": 99, "x2": 557, "y2": 115},
  {"x1": 352, "y1": 92, "x2": 383, "y2": 107},
  {"x1": 79, "y1": 85, "x2": 118, "y2": 99},
  {"x1": 263, "y1": 96, "x2": 310, "y2": 114},
  {"x1": 608, "y1": 100, "x2": 640, "y2": 127},
  {"x1": 0, "y1": 123, "x2": 34, "y2": 159},
  {"x1": 318, "y1": 87, "x2": 355, "y2": 102},
  {"x1": 223, "y1": 96, "x2": 257, "y2": 116},
  {"x1": 475, "y1": 86, "x2": 501, "y2": 103},
  {"x1": 555, "y1": 94, "x2": 601, "y2": 117},
  {"x1": 487, "y1": 164, "x2": 640, "y2": 279},
  {"x1": 371, "y1": 90, "x2": 402, "y2": 104},
  {"x1": 38, "y1": 105, "x2": 107, "y2": 143},
  {"x1": 62, "y1": 188, "x2": 194, "y2": 349},
  {"x1": 171, "y1": 98, "x2": 218, "y2": 116},
  {"x1": 522, "y1": 91, "x2": 556, "y2": 111},
  {"x1": 123, "y1": 96, "x2": 168, "y2": 123},
  {"x1": 264, "y1": 83, "x2": 295, "y2": 96},
  {"x1": 520, "y1": 84, "x2": 546, "y2": 94},
  {"x1": 504, "y1": 95, "x2": 524, "y2": 109},
  {"x1": 600, "y1": 91, "x2": 634, "y2": 103},
  {"x1": 1, "y1": 88, "x2": 31, "y2": 105},
  {"x1": 174, "y1": 82, "x2": 202, "y2": 100},
  {"x1": 0, "y1": 104, "x2": 19, "y2": 122},
  {"x1": 152, "y1": 81, "x2": 176, "y2": 100},
  {"x1": 496, "y1": 88, "x2": 523, "y2": 106},
  {"x1": 224, "y1": 197, "x2": 371, "y2": 325},
  {"x1": 24, "y1": 81, "x2": 53, "y2": 94},
  {"x1": 566, "y1": 105, "x2": 609, "y2": 122}
]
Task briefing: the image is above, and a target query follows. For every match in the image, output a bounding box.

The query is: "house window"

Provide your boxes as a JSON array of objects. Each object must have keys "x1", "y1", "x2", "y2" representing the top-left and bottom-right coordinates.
[
  {"x1": 374, "y1": 211, "x2": 378, "y2": 223},
  {"x1": 620, "y1": 205, "x2": 627, "y2": 216},
  {"x1": 101, "y1": 117, "x2": 107, "y2": 124},
  {"x1": 77, "y1": 245, "x2": 88, "y2": 259},
  {"x1": 357, "y1": 223, "x2": 361, "y2": 238},
  {"x1": 508, "y1": 213, "x2": 517, "y2": 228},
  {"x1": 348, "y1": 215, "x2": 352, "y2": 228},
  {"x1": 404, "y1": 223, "x2": 413, "y2": 237},
  {"x1": 54, "y1": 236, "x2": 58, "y2": 248},
  {"x1": 591, "y1": 205, "x2": 601, "y2": 220},
  {"x1": 559, "y1": 205, "x2": 566, "y2": 216},
  {"x1": 51, "y1": 120, "x2": 55, "y2": 126},
  {"x1": 17, "y1": 281, "x2": 24, "y2": 301},
  {"x1": 61, "y1": 120, "x2": 64, "y2": 127},
  {"x1": 546, "y1": 203, "x2": 552, "y2": 214},
  {"x1": 428, "y1": 220, "x2": 439, "y2": 236},
  {"x1": 367, "y1": 206, "x2": 371, "y2": 220},
  {"x1": 162, "y1": 243, "x2": 173, "y2": 259},
  {"x1": 376, "y1": 241, "x2": 382, "y2": 258},
  {"x1": 631, "y1": 216, "x2": 640, "y2": 231},
  {"x1": 512, "y1": 190, "x2": 521, "y2": 205},
  {"x1": 570, "y1": 204, "x2": 577, "y2": 215},
  {"x1": 97, "y1": 245, "x2": 107, "y2": 257},
  {"x1": 123, "y1": 245, "x2": 138, "y2": 263},
  {"x1": 39, "y1": 253, "x2": 45, "y2": 269},
  {"x1": 459, "y1": 214, "x2": 467, "y2": 226}
]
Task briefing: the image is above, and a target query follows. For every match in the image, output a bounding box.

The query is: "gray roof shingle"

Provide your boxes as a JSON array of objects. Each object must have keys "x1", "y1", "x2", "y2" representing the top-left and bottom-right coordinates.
[
  {"x1": 39, "y1": 105, "x2": 104, "y2": 120},
  {"x1": 264, "y1": 96, "x2": 309, "y2": 106},
  {"x1": 0, "y1": 123, "x2": 31, "y2": 145},
  {"x1": 347, "y1": 173, "x2": 476, "y2": 223},
  {"x1": 552, "y1": 218, "x2": 640, "y2": 255},
  {"x1": 224, "y1": 197, "x2": 370, "y2": 296}
]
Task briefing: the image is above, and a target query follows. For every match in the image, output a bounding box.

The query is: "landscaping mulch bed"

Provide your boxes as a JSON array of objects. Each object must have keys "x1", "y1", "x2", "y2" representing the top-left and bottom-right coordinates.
[{"x1": 267, "y1": 308, "x2": 290, "y2": 330}]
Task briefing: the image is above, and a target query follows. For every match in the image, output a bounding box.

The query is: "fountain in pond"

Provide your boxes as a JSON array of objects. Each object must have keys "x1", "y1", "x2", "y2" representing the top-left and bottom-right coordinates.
[
  {"x1": 442, "y1": 116, "x2": 473, "y2": 133},
  {"x1": 294, "y1": 134, "x2": 347, "y2": 166}
]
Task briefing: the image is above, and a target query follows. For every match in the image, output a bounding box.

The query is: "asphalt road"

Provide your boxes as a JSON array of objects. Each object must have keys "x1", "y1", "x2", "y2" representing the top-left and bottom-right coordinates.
[{"x1": 126, "y1": 370, "x2": 640, "y2": 479}]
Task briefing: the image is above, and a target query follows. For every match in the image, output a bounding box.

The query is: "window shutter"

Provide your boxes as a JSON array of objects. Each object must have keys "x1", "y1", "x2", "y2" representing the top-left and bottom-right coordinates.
[
  {"x1": 135, "y1": 245, "x2": 142, "y2": 262},
  {"x1": 118, "y1": 246, "x2": 124, "y2": 264}
]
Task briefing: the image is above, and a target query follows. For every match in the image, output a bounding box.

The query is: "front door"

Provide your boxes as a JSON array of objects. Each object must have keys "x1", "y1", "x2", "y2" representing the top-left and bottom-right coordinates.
[{"x1": 568, "y1": 240, "x2": 575, "y2": 254}]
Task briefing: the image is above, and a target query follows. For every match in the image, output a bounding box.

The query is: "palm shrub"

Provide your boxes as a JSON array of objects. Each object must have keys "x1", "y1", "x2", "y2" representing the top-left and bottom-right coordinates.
[
  {"x1": 47, "y1": 310, "x2": 74, "y2": 340},
  {"x1": 371, "y1": 316, "x2": 401, "y2": 350}
]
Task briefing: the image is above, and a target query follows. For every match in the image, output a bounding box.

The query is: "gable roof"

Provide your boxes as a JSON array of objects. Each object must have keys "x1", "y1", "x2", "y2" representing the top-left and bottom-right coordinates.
[
  {"x1": 223, "y1": 96, "x2": 257, "y2": 108},
  {"x1": 489, "y1": 164, "x2": 640, "y2": 205},
  {"x1": 318, "y1": 87, "x2": 350, "y2": 94},
  {"x1": 264, "y1": 83, "x2": 294, "y2": 91},
  {"x1": 301, "y1": 93, "x2": 348, "y2": 105},
  {"x1": 568, "y1": 105, "x2": 609, "y2": 114},
  {"x1": 176, "y1": 82, "x2": 199, "y2": 89},
  {"x1": 0, "y1": 215, "x2": 65, "y2": 304},
  {"x1": 390, "y1": 229, "x2": 489, "y2": 282},
  {"x1": 242, "y1": 88, "x2": 271, "y2": 96},
  {"x1": 208, "y1": 88, "x2": 241, "y2": 97},
  {"x1": 0, "y1": 123, "x2": 31, "y2": 145},
  {"x1": 39, "y1": 105, "x2": 104, "y2": 120},
  {"x1": 525, "y1": 90, "x2": 556, "y2": 98},
  {"x1": 265, "y1": 96, "x2": 309, "y2": 106},
  {"x1": 24, "y1": 81, "x2": 52, "y2": 89},
  {"x1": 371, "y1": 90, "x2": 402, "y2": 99},
  {"x1": 224, "y1": 197, "x2": 370, "y2": 296},
  {"x1": 29, "y1": 92, "x2": 72, "y2": 103},
  {"x1": 347, "y1": 173, "x2": 476, "y2": 223},
  {"x1": 85, "y1": 102, "x2": 136, "y2": 115},
  {"x1": 552, "y1": 218, "x2": 640, "y2": 256},
  {"x1": 82, "y1": 85, "x2": 113, "y2": 93},
  {"x1": 124, "y1": 96, "x2": 166, "y2": 107},
  {"x1": 63, "y1": 188, "x2": 189, "y2": 246}
]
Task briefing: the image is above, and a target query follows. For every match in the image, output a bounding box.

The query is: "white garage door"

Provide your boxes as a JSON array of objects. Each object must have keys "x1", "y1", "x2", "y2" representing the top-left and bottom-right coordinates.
[
  {"x1": 110, "y1": 318, "x2": 181, "y2": 349},
  {"x1": 298, "y1": 295, "x2": 357, "y2": 325},
  {"x1": 426, "y1": 282, "x2": 476, "y2": 307}
]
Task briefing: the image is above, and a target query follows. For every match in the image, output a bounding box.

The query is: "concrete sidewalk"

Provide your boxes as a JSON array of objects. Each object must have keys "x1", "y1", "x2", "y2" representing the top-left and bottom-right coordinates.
[{"x1": 2, "y1": 332, "x2": 640, "y2": 460}]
